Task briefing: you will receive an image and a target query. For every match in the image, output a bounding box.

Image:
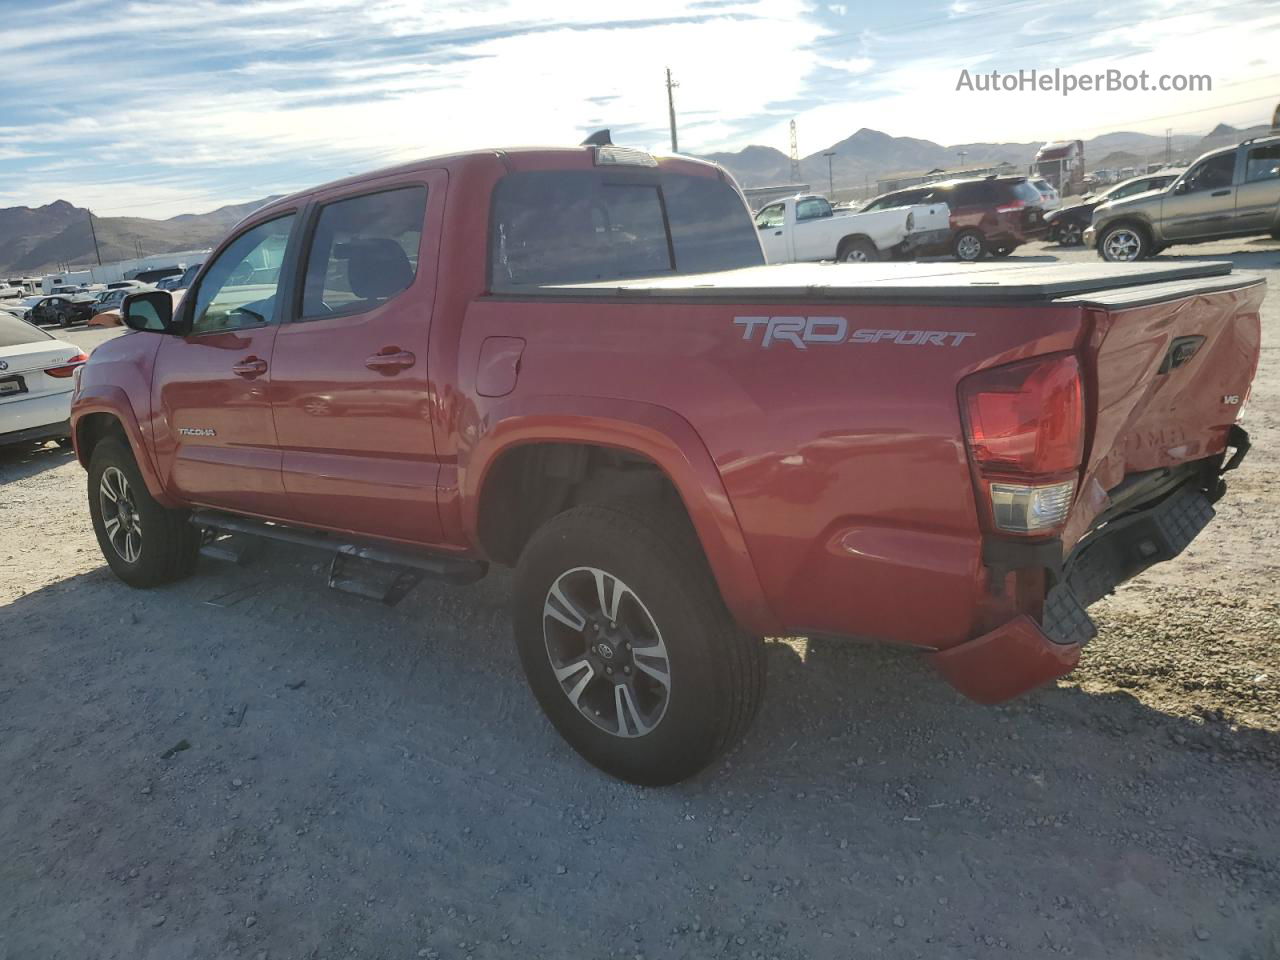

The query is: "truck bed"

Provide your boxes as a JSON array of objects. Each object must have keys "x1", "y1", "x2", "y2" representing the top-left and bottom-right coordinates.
[{"x1": 542, "y1": 259, "x2": 1249, "y2": 305}]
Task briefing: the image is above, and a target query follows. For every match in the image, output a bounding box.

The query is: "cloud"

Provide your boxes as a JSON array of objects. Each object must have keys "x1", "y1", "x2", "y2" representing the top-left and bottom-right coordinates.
[{"x1": 0, "y1": 0, "x2": 1272, "y2": 217}]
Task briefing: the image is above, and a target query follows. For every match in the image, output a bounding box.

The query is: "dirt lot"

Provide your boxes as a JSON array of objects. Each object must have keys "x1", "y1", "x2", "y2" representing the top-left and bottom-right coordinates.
[{"x1": 3, "y1": 239, "x2": 1279, "y2": 960}]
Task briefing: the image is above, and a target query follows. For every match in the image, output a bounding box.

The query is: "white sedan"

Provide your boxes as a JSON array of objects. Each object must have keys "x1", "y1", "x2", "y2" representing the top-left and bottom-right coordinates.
[{"x1": 0, "y1": 313, "x2": 87, "y2": 447}]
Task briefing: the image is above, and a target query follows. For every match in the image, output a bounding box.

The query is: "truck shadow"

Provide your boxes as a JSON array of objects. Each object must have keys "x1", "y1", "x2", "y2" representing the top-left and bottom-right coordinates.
[
  {"x1": 0, "y1": 439, "x2": 75, "y2": 484},
  {"x1": 6, "y1": 557, "x2": 1279, "y2": 956}
]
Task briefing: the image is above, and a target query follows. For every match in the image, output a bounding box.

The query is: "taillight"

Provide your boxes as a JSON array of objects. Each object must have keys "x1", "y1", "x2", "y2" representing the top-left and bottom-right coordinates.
[
  {"x1": 45, "y1": 352, "x2": 88, "y2": 378},
  {"x1": 995, "y1": 201, "x2": 1026, "y2": 213},
  {"x1": 959, "y1": 353, "x2": 1084, "y2": 535}
]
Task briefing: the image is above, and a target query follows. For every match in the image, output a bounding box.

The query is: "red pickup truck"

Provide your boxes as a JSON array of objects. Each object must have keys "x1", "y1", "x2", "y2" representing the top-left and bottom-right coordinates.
[{"x1": 71, "y1": 143, "x2": 1261, "y2": 785}]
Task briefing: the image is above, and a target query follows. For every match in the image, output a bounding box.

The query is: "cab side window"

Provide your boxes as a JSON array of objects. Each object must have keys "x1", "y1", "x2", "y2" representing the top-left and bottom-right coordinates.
[
  {"x1": 795, "y1": 198, "x2": 830, "y2": 221},
  {"x1": 754, "y1": 203, "x2": 785, "y2": 229},
  {"x1": 1245, "y1": 145, "x2": 1280, "y2": 183},
  {"x1": 300, "y1": 186, "x2": 427, "y2": 320},
  {"x1": 189, "y1": 215, "x2": 296, "y2": 335},
  {"x1": 1182, "y1": 154, "x2": 1236, "y2": 193}
]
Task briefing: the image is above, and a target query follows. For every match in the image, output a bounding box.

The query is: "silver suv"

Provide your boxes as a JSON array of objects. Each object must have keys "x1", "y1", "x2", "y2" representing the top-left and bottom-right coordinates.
[{"x1": 1086, "y1": 135, "x2": 1280, "y2": 261}]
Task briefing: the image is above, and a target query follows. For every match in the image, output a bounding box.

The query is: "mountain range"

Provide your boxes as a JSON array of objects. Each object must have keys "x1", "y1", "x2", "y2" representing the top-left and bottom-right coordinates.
[
  {"x1": 702, "y1": 121, "x2": 1273, "y2": 193},
  {"x1": 1, "y1": 118, "x2": 1271, "y2": 275},
  {"x1": 0, "y1": 197, "x2": 279, "y2": 278}
]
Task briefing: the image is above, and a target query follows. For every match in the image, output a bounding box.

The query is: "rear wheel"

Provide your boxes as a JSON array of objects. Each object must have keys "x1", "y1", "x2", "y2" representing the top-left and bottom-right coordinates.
[
  {"x1": 836, "y1": 237, "x2": 880, "y2": 263},
  {"x1": 513, "y1": 501, "x2": 766, "y2": 785},
  {"x1": 952, "y1": 229, "x2": 986, "y2": 262},
  {"x1": 1059, "y1": 222, "x2": 1083, "y2": 246},
  {"x1": 88, "y1": 438, "x2": 200, "y2": 587}
]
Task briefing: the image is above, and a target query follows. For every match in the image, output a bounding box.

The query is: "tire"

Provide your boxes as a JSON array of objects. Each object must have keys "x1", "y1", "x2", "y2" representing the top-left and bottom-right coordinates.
[
  {"x1": 836, "y1": 237, "x2": 880, "y2": 263},
  {"x1": 952, "y1": 229, "x2": 986, "y2": 262},
  {"x1": 513, "y1": 500, "x2": 766, "y2": 785},
  {"x1": 88, "y1": 438, "x2": 200, "y2": 588},
  {"x1": 57, "y1": 310, "x2": 71, "y2": 328},
  {"x1": 1059, "y1": 222, "x2": 1083, "y2": 246},
  {"x1": 1098, "y1": 222, "x2": 1149, "y2": 262}
]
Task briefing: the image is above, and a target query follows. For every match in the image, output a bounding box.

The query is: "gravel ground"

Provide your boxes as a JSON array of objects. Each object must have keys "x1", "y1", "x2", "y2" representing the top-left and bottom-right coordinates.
[{"x1": 2, "y1": 238, "x2": 1279, "y2": 960}]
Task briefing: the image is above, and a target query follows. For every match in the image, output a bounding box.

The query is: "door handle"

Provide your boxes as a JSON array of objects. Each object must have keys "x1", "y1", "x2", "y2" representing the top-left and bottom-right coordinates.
[
  {"x1": 773, "y1": 230, "x2": 783, "y2": 236},
  {"x1": 232, "y1": 357, "x2": 268, "y2": 379},
  {"x1": 365, "y1": 348, "x2": 416, "y2": 374},
  {"x1": 1210, "y1": 189, "x2": 1231, "y2": 197}
]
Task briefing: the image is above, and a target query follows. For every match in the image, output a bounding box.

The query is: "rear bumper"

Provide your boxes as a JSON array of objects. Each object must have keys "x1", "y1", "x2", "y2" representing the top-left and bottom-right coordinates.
[
  {"x1": 0, "y1": 417, "x2": 71, "y2": 447},
  {"x1": 901, "y1": 228, "x2": 952, "y2": 254},
  {"x1": 932, "y1": 436, "x2": 1245, "y2": 702}
]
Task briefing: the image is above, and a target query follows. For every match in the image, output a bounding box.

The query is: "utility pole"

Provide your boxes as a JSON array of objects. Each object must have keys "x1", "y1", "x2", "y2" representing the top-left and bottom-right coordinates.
[
  {"x1": 789, "y1": 120, "x2": 801, "y2": 183},
  {"x1": 86, "y1": 209, "x2": 102, "y2": 266},
  {"x1": 665, "y1": 67, "x2": 679, "y2": 154},
  {"x1": 1165, "y1": 127, "x2": 1172, "y2": 166},
  {"x1": 823, "y1": 151, "x2": 836, "y2": 197}
]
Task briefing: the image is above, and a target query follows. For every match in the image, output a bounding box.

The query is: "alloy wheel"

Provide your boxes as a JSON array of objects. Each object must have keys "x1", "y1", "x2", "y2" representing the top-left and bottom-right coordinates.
[
  {"x1": 542, "y1": 566, "x2": 671, "y2": 738},
  {"x1": 99, "y1": 466, "x2": 142, "y2": 563},
  {"x1": 1103, "y1": 228, "x2": 1142, "y2": 261},
  {"x1": 956, "y1": 234, "x2": 983, "y2": 261}
]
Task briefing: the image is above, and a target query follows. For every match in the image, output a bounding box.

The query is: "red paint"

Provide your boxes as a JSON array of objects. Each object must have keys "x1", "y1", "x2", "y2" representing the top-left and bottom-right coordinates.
[{"x1": 71, "y1": 146, "x2": 1264, "y2": 703}]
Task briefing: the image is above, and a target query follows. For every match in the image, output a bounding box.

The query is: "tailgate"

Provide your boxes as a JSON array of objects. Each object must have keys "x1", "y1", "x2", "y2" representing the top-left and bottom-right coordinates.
[{"x1": 1062, "y1": 277, "x2": 1264, "y2": 548}]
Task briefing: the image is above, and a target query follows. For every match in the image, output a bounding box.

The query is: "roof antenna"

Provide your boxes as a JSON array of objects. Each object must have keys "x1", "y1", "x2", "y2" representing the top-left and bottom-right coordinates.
[{"x1": 581, "y1": 129, "x2": 612, "y2": 147}]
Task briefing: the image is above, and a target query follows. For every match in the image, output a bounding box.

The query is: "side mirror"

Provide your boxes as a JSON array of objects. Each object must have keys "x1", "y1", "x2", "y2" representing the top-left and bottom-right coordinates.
[
  {"x1": 1173, "y1": 180, "x2": 1189, "y2": 195},
  {"x1": 757, "y1": 223, "x2": 770, "y2": 231},
  {"x1": 122, "y1": 290, "x2": 175, "y2": 333}
]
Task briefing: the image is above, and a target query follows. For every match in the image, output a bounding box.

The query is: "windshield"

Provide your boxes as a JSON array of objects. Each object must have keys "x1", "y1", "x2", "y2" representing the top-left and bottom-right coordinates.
[
  {"x1": 490, "y1": 169, "x2": 762, "y2": 289},
  {"x1": 0, "y1": 313, "x2": 53, "y2": 347}
]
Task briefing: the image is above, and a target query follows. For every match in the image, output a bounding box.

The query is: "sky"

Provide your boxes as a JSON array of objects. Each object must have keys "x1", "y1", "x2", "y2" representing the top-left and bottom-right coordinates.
[{"x1": 0, "y1": 0, "x2": 1277, "y2": 218}]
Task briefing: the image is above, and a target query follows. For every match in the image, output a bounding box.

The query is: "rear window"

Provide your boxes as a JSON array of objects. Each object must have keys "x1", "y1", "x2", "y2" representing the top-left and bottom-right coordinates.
[
  {"x1": 0, "y1": 314, "x2": 52, "y2": 347},
  {"x1": 1007, "y1": 180, "x2": 1044, "y2": 205},
  {"x1": 490, "y1": 170, "x2": 762, "y2": 289}
]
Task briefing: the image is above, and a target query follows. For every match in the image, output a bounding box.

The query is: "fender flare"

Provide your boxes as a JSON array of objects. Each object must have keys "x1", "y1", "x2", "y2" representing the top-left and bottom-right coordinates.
[
  {"x1": 71, "y1": 386, "x2": 178, "y2": 508},
  {"x1": 461, "y1": 394, "x2": 782, "y2": 636}
]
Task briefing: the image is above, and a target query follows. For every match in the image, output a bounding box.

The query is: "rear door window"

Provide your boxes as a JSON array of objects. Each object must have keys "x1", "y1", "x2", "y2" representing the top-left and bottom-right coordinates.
[
  {"x1": 1245, "y1": 145, "x2": 1280, "y2": 182},
  {"x1": 491, "y1": 170, "x2": 761, "y2": 289},
  {"x1": 301, "y1": 186, "x2": 427, "y2": 319}
]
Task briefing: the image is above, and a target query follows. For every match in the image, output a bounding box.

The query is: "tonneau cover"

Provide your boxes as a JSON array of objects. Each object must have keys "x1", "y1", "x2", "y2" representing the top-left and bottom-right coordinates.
[{"x1": 538, "y1": 259, "x2": 1243, "y2": 304}]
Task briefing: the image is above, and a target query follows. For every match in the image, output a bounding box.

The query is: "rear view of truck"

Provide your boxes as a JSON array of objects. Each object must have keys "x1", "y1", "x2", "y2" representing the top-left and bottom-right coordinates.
[{"x1": 536, "y1": 257, "x2": 1262, "y2": 712}]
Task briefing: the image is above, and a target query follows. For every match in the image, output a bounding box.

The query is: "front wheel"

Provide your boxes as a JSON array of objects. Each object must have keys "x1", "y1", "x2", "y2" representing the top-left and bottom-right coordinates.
[
  {"x1": 88, "y1": 438, "x2": 201, "y2": 587},
  {"x1": 513, "y1": 502, "x2": 766, "y2": 785},
  {"x1": 1098, "y1": 223, "x2": 1149, "y2": 262}
]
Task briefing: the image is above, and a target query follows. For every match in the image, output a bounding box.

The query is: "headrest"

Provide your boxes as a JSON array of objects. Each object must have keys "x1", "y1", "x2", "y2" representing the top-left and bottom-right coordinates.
[{"x1": 345, "y1": 238, "x2": 413, "y2": 301}]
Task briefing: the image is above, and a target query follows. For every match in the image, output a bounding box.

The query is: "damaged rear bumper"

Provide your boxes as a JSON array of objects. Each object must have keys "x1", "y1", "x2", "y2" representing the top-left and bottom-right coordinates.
[{"x1": 932, "y1": 429, "x2": 1249, "y2": 703}]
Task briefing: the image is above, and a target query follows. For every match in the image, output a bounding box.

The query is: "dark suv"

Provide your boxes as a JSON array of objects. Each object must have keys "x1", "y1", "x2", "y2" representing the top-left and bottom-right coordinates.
[{"x1": 863, "y1": 176, "x2": 1048, "y2": 261}]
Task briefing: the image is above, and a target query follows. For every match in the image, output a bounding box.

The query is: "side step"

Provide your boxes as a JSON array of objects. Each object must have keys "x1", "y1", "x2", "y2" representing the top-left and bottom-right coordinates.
[{"x1": 190, "y1": 509, "x2": 487, "y2": 605}]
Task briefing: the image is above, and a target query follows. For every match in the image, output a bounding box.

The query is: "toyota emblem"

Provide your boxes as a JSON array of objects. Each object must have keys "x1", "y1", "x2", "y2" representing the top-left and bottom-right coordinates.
[{"x1": 0, "y1": 359, "x2": 7, "y2": 371}]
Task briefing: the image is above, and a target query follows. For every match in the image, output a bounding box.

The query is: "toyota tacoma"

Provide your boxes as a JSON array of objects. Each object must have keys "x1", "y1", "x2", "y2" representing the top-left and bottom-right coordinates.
[{"x1": 71, "y1": 141, "x2": 1262, "y2": 784}]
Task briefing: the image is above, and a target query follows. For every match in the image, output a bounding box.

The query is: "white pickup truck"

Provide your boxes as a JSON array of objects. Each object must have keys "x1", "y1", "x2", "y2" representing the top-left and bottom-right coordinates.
[{"x1": 752, "y1": 194, "x2": 951, "y2": 263}]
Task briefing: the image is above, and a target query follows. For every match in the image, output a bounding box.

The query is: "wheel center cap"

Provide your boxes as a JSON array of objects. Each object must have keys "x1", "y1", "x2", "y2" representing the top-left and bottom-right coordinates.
[{"x1": 595, "y1": 641, "x2": 615, "y2": 660}]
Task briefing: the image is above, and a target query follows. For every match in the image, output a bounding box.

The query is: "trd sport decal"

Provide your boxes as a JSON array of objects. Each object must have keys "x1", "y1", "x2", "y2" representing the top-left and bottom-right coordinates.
[{"x1": 734, "y1": 316, "x2": 975, "y2": 350}]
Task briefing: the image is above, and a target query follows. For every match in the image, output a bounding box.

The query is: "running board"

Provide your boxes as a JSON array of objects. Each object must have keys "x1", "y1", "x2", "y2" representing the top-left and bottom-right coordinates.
[{"x1": 189, "y1": 509, "x2": 487, "y2": 604}]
